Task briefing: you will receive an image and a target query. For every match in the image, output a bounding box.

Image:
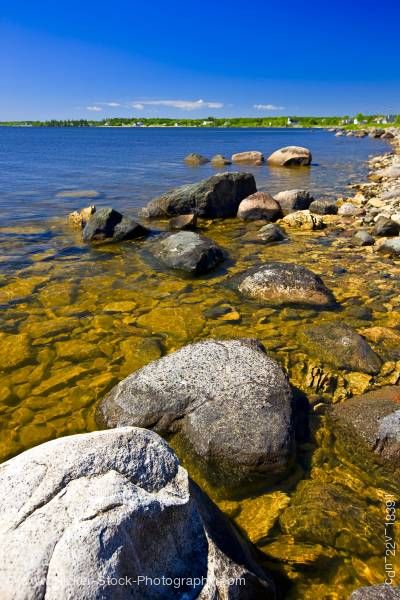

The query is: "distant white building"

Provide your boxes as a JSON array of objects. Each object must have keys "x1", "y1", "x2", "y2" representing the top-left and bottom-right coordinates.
[{"x1": 353, "y1": 118, "x2": 359, "y2": 125}]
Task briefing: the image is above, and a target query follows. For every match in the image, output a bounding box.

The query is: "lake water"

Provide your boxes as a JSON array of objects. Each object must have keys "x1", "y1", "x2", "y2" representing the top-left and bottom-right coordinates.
[
  {"x1": 0, "y1": 126, "x2": 390, "y2": 225},
  {"x1": 0, "y1": 127, "x2": 398, "y2": 599}
]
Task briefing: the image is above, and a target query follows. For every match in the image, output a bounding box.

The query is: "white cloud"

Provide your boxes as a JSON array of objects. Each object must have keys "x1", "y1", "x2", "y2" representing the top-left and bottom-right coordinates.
[
  {"x1": 86, "y1": 105, "x2": 102, "y2": 112},
  {"x1": 130, "y1": 99, "x2": 224, "y2": 111},
  {"x1": 254, "y1": 104, "x2": 284, "y2": 111}
]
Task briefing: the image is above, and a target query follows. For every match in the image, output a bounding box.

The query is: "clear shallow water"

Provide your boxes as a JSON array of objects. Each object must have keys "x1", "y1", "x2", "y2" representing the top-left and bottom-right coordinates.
[
  {"x1": 0, "y1": 127, "x2": 398, "y2": 599},
  {"x1": 0, "y1": 126, "x2": 390, "y2": 224}
]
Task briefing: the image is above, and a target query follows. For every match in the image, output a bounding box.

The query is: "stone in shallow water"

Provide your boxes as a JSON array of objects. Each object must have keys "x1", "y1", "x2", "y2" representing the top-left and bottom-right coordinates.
[
  {"x1": 168, "y1": 213, "x2": 197, "y2": 231},
  {"x1": 353, "y1": 230, "x2": 375, "y2": 246},
  {"x1": 141, "y1": 172, "x2": 256, "y2": 218},
  {"x1": 0, "y1": 276, "x2": 47, "y2": 304},
  {"x1": 237, "y1": 191, "x2": 281, "y2": 221},
  {"x1": 332, "y1": 386, "x2": 400, "y2": 467},
  {"x1": 103, "y1": 300, "x2": 137, "y2": 313},
  {"x1": 152, "y1": 231, "x2": 225, "y2": 275},
  {"x1": 97, "y1": 338, "x2": 295, "y2": 486},
  {"x1": 137, "y1": 305, "x2": 205, "y2": 342},
  {"x1": 83, "y1": 207, "x2": 149, "y2": 243},
  {"x1": 309, "y1": 198, "x2": 338, "y2": 215},
  {"x1": 232, "y1": 151, "x2": 264, "y2": 164},
  {"x1": 298, "y1": 321, "x2": 382, "y2": 374},
  {"x1": 0, "y1": 333, "x2": 31, "y2": 370},
  {"x1": 378, "y1": 238, "x2": 400, "y2": 256},
  {"x1": 234, "y1": 262, "x2": 336, "y2": 307},
  {"x1": 0, "y1": 427, "x2": 275, "y2": 599},
  {"x1": 281, "y1": 210, "x2": 325, "y2": 230},
  {"x1": 184, "y1": 152, "x2": 209, "y2": 165},
  {"x1": 274, "y1": 189, "x2": 314, "y2": 214},
  {"x1": 267, "y1": 146, "x2": 312, "y2": 167},
  {"x1": 280, "y1": 479, "x2": 382, "y2": 554}
]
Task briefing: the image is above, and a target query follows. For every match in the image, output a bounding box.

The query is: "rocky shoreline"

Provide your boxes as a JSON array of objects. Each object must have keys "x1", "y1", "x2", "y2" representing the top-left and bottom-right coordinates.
[{"x1": 0, "y1": 136, "x2": 399, "y2": 599}]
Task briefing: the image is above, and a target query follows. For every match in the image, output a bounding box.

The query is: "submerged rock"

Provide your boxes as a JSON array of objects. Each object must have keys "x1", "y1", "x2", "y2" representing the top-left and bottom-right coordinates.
[
  {"x1": 274, "y1": 189, "x2": 314, "y2": 214},
  {"x1": 332, "y1": 386, "x2": 400, "y2": 467},
  {"x1": 168, "y1": 213, "x2": 197, "y2": 231},
  {"x1": 67, "y1": 205, "x2": 96, "y2": 229},
  {"x1": 281, "y1": 210, "x2": 325, "y2": 230},
  {"x1": 233, "y1": 262, "x2": 335, "y2": 307},
  {"x1": 257, "y1": 223, "x2": 287, "y2": 243},
  {"x1": 267, "y1": 146, "x2": 312, "y2": 167},
  {"x1": 82, "y1": 207, "x2": 149, "y2": 243},
  {"x1": 152, "y1": 231, "x2": 225, "y2": 275},
  {"x1": 237, "y1": 191, "x2": 281, "y2": 221},
  {"x1": 0, "y1": 427, "x2": 275, "y2": 599},
  {"x1": 298, "y1": 321, "x2": 382, "y2": 375},
  {"x1": 309, "y1": 199, "x2": 338, "y2": 215},
  {"x1": 141, "y1": 172, "x2": 257, "y2": 219},
  {"x1": 184, "y1": 152, "x2": 210, "y2": 165},
  {"x1": 97, "y1": 339, "x2": 295, "y2": 485},
  {"x1": 231, "y1": 151, "x2": 264, "y2": 164}
]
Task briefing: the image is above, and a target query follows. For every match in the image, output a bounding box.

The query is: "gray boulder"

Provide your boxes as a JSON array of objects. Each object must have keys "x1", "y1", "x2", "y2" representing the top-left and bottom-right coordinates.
[
  {"x1": 353, "y1": 230, "x2": 375, "y2": 246},
  {"x1": 257, "y1": 223, "x2": 287, "y2": 243},
  {"x1": 82, "y1": 207, "x2": 149, "y2": 243},
  {"x1": 0, "y1": 427, "x2": 275, "y2": 599},
  {"x1": 152, "y1": 231, "x2": 225, "y2": 275},
  {"x1": 350, "y1": 585, "x2": 400, "y2": 599},
  {"x1": 332, "y1": 387, "x2": 400, "y2": 468},
  {"x1": 267, "y1": 146, "x2": 312, "y2": 167},
  {"x1": 234, "y1": 262, "x2": 335, "y2": 307},
  {"x1": 274, "y1": 190, "x2": 314, "y2": 214},
  {"x1": 237, "y1": 191, "x2": 281, "y2": 221},
  {"x1": 298, "y1": 321, "x2": 382, "y2": 374},
  {"x1": 309, "y1": 199, "x2": 338, "y2": 215},
  {"x1": 373, "y1": 217, "x2": 400, "y2": 237},
  {"x1": 141, "y1": 172, "x2": 256, "y2": 219},
  {"x1": 378, "y1": 238, "x2": 400, "y2": 256},
  {"x1": 97, "y1": 339, "x2": 295, "y2": 486}
]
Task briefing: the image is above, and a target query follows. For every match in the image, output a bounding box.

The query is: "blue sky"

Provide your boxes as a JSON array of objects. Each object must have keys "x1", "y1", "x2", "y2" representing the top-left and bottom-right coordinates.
[{"x1": 1, "y1": 0, "x2": 399, "y2": 119}]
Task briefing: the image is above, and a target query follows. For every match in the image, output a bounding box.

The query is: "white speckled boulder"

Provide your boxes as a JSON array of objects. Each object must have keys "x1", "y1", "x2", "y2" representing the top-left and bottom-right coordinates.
[{"x1": 0, "y1": 427, "x2": 275, "y2": 599}]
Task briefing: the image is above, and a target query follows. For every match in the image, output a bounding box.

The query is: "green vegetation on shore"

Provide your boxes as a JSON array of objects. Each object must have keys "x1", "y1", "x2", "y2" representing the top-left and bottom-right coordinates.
[{"x1": 1, "y1": 114, "x2": 400, "y2": 128}]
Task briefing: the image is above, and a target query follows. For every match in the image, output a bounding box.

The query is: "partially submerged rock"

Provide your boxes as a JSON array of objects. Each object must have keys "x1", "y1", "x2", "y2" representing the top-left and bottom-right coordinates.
[
  {"x1": 82, "y1": 207, "x2": 149, "y2": 243},
  {"x1": 281, "y1": 210, "x2": 325, "y2": 231},
  {"x1": 274, "y1": 189, "x2": 314, "y2": 214},
  {"x1": 373, "y1": 217, "x2": 400, "y2": 237},
  {"x1": 298, "y1": 321, "x2": 382, "y2": 374},
  {"x1": 232, "y1": 151, "x2": 264, "y2": 164},
  {"x1": 141, "y1": 172, "x2": 257, "y2": 219},
  {"x1": 184, "y1": 152, "x2": 210, "y2": 165},
  {"x1": 211, "y1": 154, "x2": 232, "y2": 166},
  {"x1": 151, "y1": 231, "x2": 225, "y2": 275},
  {"x1": 0, "y1": 427, "x2": 275, "y2": 599},
  {"x1": 237, "y1": 191, "x2": 281, "y2": 221},
  {"x1": 267, "y1": 146, "x2": 312, "y2": 167},
  {"x1": 168, "y1": 213, "x2": 197, "y2": 230},
  {"x1": 377, "y1": 238, "x2": 400, "y2": 256},
  {"x1": 332, "y1": 386, "x2": 400, "y2": 467},
  {"x1": 67, "y1": 205, "x2": 96, "y2": 229},
  {"x1": 353, "y1": 230, "x2": 375, "y2": 246},
  {"x1": 234, "y1": 262, "x2": 335, "y2": 307},
  {"x1": 97, "y1": 339, "x2": 295, "y2": 485},
  {"x1": 257, "y1": 223, "x2": 287, "y2": 243}
]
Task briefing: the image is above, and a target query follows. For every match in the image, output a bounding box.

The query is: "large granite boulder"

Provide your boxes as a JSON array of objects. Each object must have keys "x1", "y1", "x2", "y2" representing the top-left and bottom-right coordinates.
[
  {"x1": 97, "y1": 339, "x2": 295, "y2": 486},
  {"x1": 82, "y1": 207, "x2": 149, "y2": 243},
  {"x1": 332, "y1": 386, "x2": 400, "y2": 467},
  {"x1": 267, "y1": 147, "x2": 312, "y2": 167},
  {"x1": 298, "y1": 321, "x2": 382, "y2": 375},
  {"x1": 0, "y1": 427, "x2": 275, "y2": 599},
  {"x1": 274, "y1": 189, "x2": 314, "y2": 214},
  {"x1": 237, "y1": 191, "x2": 281, "y2": 221},
  {"x1": 151, "y1": 231, "x2": 225, "y2": 275},
  {"x1": 350, "y1": 585, "x2": 400, "y2": 599},
  {"x1": 141, "y1": 172, "x2": 256, "y2": 219},
  {"x1": 233, "y1": 262, "x2": 335, "y2": 307},
  {"x1": 232, "y1": 151, "x2": 264, "y2": 164}
]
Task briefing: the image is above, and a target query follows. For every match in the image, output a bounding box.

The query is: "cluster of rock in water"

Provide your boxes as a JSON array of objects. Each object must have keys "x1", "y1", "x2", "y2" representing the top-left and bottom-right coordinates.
[{"x1": 1, "y1": 141, "x2": 400, "y2": 599}]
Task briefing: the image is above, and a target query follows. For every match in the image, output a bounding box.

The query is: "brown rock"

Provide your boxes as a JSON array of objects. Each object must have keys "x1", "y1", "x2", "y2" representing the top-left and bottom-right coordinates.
[
  {"x1": 168, "y1": 214, "x2": 198, "y2": 230},
  {"x1": 267, "y1": 146, "x2": 312, "y2": 167},
  {"x1": 68, "y1": 205, "x2": 96, "y2": 229},
  {"x1": 231, "y1": 151, "x2": 264, "y2": 164},
  {"x1": 237, "y1": 192, "x2": 281, "y2": 221}
]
